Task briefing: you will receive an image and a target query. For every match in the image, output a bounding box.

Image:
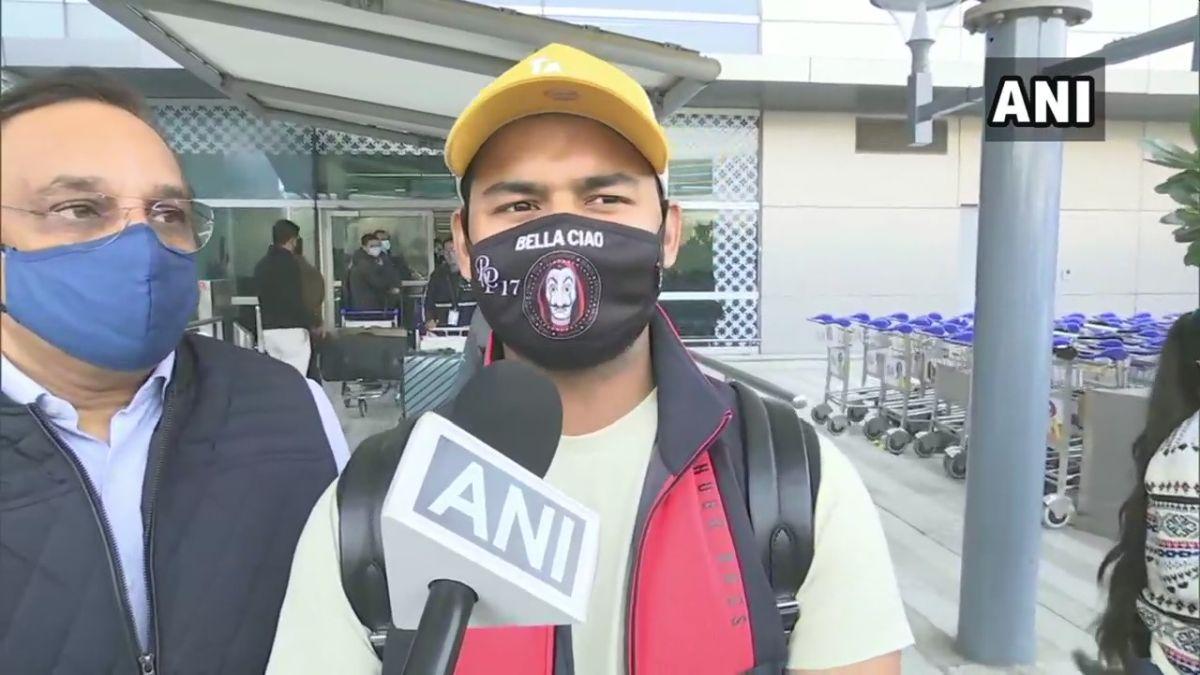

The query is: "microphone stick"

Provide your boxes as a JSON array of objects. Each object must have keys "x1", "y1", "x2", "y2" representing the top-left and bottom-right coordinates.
[{"x1": 401, "y1": 580, "x2": 478, "y2": 675}]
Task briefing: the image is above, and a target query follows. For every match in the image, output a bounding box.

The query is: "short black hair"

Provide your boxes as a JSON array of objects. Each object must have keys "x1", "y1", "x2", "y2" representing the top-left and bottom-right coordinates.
[
  {"x1": 0, "y1": 68, "x2": 152, "y2": 127},
  {"x1": 374, "y1": 229, "x2": 389, "y2": 238},
  {"x1": 361, "y1": 233, "x2": 378, "y2": 247},
  {"x1": 272, "y1": 219, "x2": 300, "y2": 246}
]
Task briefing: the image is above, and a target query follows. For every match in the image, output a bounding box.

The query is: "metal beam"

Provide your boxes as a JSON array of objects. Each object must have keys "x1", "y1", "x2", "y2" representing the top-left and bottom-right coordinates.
[
  {"x1": 918, "y1": 15, "x2": 1200, "y2": 121},
  {"x1": 1043, "y1": 15, "x2": 1199, "y2": 76},
  {"x1": 373, "y1": 0, "x2": 721, "y2": 83},
  {"x1": 226, "y1": 79, "x2": 456, "y2": 137},
  {"x1": 137, "y1": 0, "x2": 513, "y2": 76},
  {"x1": 90, "y1": 0, "x2": 271, "y2": 119},
  {"x1": 656, "y1": 78, "x2": 710, "y2": 119}
]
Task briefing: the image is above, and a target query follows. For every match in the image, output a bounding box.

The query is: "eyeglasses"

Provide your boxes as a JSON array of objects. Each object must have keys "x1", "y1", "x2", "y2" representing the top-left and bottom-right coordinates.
[{"x1": 1, "y1": 194, "x2": 215, "y2": 253}]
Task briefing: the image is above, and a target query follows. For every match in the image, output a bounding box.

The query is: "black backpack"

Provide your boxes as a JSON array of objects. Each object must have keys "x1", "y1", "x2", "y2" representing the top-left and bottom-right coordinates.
[{"x1": 336, "y1": 381, "x2": 822, "y2": 663}]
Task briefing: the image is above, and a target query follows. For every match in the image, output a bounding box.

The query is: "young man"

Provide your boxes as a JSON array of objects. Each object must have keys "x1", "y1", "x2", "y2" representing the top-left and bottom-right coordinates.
[
  {"x1": 374, "y1": 228, "x2": 416, "y2": 282},
  {"x1": 255, "y1": 219, "x2": 319, "y2": 374},
  {"x1": 268, "y1": 44, "x2": 911, "y2": 674},
  {"x1": 0, "y1": 70, "x2": 348, "y2": 674},
  {"x1": 347, "y1": 233, "x2": 401, "y2": 311},
  {"x1": 424, "y1": 238, "x2": 474, "y2": 331}
]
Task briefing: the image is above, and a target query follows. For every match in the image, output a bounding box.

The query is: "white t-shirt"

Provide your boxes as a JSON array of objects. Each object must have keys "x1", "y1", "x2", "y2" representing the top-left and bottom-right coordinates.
[{"x1": 266, "y1": 393, "x2": 912, "y2": 674}]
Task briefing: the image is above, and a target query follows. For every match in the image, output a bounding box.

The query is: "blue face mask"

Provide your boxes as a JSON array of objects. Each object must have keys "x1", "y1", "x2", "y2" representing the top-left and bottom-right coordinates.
[{"x1": 2, "y1": 224, "x2": 199, "y2": 371}]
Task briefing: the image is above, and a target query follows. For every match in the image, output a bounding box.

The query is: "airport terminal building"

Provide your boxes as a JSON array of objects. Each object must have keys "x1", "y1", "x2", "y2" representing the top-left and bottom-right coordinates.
[{"x1": 2, "y1": 0, "x2": 1196, "y2": 354}]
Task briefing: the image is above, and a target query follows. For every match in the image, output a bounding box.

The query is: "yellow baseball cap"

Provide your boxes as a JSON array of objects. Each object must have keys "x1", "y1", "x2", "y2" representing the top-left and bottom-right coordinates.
[{"x1": 444, "y1": 43, "x2": 669, "y2": 177}]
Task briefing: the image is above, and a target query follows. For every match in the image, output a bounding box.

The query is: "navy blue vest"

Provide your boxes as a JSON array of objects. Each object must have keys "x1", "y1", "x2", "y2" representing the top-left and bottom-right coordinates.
[{"x1": 0, "y1": 335, "x2": 336, "y2": 674}]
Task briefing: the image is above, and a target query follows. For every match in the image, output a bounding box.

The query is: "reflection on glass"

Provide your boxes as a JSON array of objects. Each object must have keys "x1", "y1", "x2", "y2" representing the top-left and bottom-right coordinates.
[
  {"x1": 194, "y1": 208, "x2": 316, "y2": 292},
  {"x1": 662, "y1": 210, "x2": 724, "y2": 340},
  {"x1": 319, "y1": 153, "x2": 455, "y2": 199}
]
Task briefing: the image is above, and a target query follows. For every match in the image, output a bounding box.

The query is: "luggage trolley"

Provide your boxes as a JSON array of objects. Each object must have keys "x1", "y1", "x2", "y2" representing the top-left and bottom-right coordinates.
[
  {"x1": 808, "y1": 315, "x2": 858, "y2": 435},
  {"x1": 937, "y1": 329, "x2": 975, "y2": 479},
  {"x1": 860, "y1": 320, "x2": 922, "y2": 454},
  {"x1": 337, "y1": 308, "x2": 404, "y2": 416},
  {"x1": 911, "y1": 325, "x2": 970, "y2": 458},
  {"x1": 1043, "y1": 344, "x2": 1084, "y2": 528}
]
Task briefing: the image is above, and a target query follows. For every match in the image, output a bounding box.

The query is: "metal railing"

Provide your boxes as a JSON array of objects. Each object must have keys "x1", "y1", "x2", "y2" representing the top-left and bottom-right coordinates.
[{"x1": 690, "y1": 351, "x2": 807, "y2": 410}]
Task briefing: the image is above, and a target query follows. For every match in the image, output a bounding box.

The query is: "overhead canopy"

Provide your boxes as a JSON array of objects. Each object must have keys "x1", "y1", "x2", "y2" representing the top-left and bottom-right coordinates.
[{"x1": 92, "y1": 0, "x2": 721, "y2": 147}]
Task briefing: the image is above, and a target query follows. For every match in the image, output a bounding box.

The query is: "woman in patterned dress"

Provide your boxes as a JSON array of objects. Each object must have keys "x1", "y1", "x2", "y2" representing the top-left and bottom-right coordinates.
[{"x1": 1084, "y1": 312, "x2": 1199, "y2": 674}]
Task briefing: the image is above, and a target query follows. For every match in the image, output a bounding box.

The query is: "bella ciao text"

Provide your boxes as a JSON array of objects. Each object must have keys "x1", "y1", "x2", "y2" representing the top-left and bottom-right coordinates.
[{"x1": 513, "y1": 229, "x2": 605, "y2": 252}]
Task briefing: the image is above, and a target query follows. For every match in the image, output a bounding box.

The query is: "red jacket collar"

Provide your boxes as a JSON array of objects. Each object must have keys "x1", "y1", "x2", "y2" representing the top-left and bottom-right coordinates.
[{"x1": 483, "y1": 305, "x2": 732, "y2": 475}]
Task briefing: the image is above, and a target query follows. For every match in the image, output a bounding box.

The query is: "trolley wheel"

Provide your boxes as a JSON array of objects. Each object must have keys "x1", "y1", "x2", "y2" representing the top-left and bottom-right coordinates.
[
  {"x1": 847, "y1": 406, "x2": 868, "y2": 423},
  {"x1": 357, "y1": 399, "x2": 368, "y2": 417},
  {"x1": 913, "y1": 430, "x2": 940, "y2": 458},
  {"x1": 811, "y1": 403, "x2": 832, "y2": 424},
  {"x1": 826, "y1": 414, "x2": 849, "y2": 436},
  {"x1": 884, "y1": 428, "x2": 910, "y2": 455},
  {"x1": 1042, "y1": 495, "x2": 1074, "y2": 529},
  {"x1": 943, "y1": 446, "x2": 967, "y2": 479},
  {"x1": 863, "y1": 415, "x2": 888, "y2": 441}
]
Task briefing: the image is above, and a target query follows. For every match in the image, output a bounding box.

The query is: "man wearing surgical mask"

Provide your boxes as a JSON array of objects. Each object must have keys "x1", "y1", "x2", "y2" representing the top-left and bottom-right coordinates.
[
  {"x1": 270, "y1": 45, "x2": 909, "y2": 675},
  {"x1": 0, "y1": 70, "x2": 349, "y2": 675}
]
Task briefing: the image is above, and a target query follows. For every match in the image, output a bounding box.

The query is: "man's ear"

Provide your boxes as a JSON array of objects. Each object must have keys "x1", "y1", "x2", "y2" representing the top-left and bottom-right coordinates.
[
  {"x1": 451, "y1": 209, "x2": 472, "y2": 280},
  {"x1": 661, "y1": 201, "x2": 683, "y2": 270}
]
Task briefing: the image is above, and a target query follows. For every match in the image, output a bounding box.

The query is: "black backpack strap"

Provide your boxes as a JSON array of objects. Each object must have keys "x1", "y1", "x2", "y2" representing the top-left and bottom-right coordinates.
[
  {"x1": 730, "y1": 382, "x2": 822, "y2": 637},
  {"x1": 336, "y1": 417, "x2": 419, "y2": 659}
]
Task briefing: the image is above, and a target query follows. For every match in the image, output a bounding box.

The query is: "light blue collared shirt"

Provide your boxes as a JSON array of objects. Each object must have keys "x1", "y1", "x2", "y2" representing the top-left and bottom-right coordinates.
[{"x1": 0, "y1": 352, "x2": 349, "y2": 650}]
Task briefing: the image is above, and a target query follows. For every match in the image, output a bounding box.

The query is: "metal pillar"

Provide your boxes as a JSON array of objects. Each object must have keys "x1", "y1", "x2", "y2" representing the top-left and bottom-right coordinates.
[{"x1": 955, "y1": 0, "x2": 1091, "y2": 666}]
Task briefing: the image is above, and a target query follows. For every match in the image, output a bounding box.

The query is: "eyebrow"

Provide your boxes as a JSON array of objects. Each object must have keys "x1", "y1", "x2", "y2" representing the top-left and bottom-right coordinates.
[
  {"x1": 479, "y1": 172, "x2": 640, "y2": 201},
  {"x1": 36, "y1": 175, "x2": 106, "y2": 195},
  {"x1": 575, "y1": 172, "x2": 637, "y2": 193},
  {"x1": 153, "y1": 183, "x2": 192, "y2": 200},
  {"x1": 480, "y1": 180, "x2": 548, "y2": 200},
  {"x1": 34, "y1": 176, "x2": 192, "y2": 200}
]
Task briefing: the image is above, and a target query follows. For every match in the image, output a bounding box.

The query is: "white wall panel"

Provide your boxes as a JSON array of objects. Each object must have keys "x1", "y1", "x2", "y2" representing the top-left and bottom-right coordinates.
[
  {"x1": 762, "y1": 112, "x2": 962, "y2": 209},
  {"x1": 1137, "y1": 211, "x2": 1198, "y2": 294},
  {"x1": 1061, "y1": 122, "x2": 1146, "y2": 212},
  {"x1": 1057, "y1": 211, "x2": 1141, "y2": 297}
]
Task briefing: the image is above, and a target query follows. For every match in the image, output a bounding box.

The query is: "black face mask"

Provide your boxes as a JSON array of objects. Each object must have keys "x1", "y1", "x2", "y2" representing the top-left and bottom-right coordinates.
[{"x1": 468, "y1": 212, "x2": 663, "y2": 371}]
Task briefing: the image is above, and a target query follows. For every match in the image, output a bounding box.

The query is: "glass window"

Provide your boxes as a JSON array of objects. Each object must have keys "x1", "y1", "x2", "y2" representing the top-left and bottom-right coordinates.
[
  {"x1": 318, "y1": 153, "x2": 455, "y2": 200},
  {"x1": 668, "y1": 160, "x2": 715, "y2": 197},
  {"x1": 196, "y1": 207, "x2": 317, "y2": 293},
  {"x1": 660, "y1": 299, "x2": 725, "y2": 341},
  {"x1": 664, "y1": 210, "x2": 717, "y2": 293},
  {"x1": 155, "y1": 104, "x2": 315, "y2": 199}
]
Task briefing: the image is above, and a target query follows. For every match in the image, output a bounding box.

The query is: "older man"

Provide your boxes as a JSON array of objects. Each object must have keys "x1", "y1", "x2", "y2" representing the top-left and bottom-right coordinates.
[{"x1": 0, "y1": 70, "x2": 348, "y2": 674}]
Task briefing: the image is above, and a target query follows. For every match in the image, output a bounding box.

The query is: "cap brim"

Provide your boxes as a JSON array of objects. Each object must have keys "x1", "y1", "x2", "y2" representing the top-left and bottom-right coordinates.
[{"x1": 446, "y1": 76, "x2": 669, "y2": 177}]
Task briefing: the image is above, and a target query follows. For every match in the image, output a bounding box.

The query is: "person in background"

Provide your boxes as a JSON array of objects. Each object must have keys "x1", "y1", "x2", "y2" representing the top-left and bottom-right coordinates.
[
  {"x1": 254, "y1": 219, "x2": 318, "y2": 375},
  {"x1": 347, "y1": 233, "x2": 400, "y2": 311},
  {"x1": 0, "y1": 69, "x2": 348, "y2": 675},
  {"x1": 432, "y1": 237, "x2": 449, "y2": 267},
  {"x1": 1080, "y1": 312, "x2": 1199, "y2": 675},
  {"x1": 423, "y1": 236, "x2": 473, "y2": 332},
  {"x1": 372, "y1": 228, "x2": 415, "y2": 282},
  {"x1": 293, "y1": 236, "x2": 327, "y2": 380}
]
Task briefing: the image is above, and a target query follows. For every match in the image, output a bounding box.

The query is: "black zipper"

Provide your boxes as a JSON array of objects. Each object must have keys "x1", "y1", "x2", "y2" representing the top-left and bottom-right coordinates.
[
  {"x1": 623, "y1": 411, "x2": 732, "y2": 675},
  {"x1": 28, "y1": 405, "x2": 154, "y2": 673},
  {"x1": 141, "y1": 391, "x2": 177, "y2": 675}
]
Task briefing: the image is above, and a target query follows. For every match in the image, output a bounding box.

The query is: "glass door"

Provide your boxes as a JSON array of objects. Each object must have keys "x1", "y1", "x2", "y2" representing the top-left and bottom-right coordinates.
[{"x1": 320, "y1": 210, "x2": 434, "y2": 326}]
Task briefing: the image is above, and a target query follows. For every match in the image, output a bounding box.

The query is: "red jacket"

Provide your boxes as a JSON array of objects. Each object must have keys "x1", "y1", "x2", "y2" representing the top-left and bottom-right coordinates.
[{"x1": 456, "y1": 307, "x2": 789, "y2": 675}]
